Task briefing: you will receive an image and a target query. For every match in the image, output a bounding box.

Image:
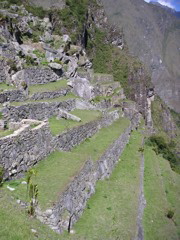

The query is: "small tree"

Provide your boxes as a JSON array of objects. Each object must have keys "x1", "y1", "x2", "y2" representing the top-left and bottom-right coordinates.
[{"x1": 26, "y1": 169, "x2": 38, "y2": 216}]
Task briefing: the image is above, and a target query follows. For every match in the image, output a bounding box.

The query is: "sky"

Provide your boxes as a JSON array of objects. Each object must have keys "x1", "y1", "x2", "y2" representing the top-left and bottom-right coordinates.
[{"x1": 144, "y1": 0, "x2": 180, "y2": 11}]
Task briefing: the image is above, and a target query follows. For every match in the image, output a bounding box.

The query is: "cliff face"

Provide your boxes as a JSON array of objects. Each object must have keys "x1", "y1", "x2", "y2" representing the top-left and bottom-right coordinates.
[{"x1": 101, "y1": 0, "x2": 180, "y2": 113}]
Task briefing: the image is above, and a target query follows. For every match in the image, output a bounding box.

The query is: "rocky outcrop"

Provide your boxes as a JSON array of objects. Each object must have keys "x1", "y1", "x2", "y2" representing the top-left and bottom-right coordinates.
[{"x1": 68, "y1": 77, "x2": 94, "y2": 100}]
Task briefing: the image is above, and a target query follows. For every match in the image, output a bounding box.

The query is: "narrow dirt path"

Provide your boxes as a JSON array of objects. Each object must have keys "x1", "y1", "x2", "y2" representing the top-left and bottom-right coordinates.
[{"x1": 135, "y1": 137, "x2": 146, "y2": 240}]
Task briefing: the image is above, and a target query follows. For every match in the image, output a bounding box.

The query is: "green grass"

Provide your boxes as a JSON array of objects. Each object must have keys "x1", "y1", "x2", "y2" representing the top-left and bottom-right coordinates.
[
  {"x1": 49, "y1": 110, "x2": 101, "y2": 135},
  {"x1": 0, "y1": 129, "x2": 14, "y2": 138},
  {"x1": 60, "y1": 129, "x2": 144, "y2": 239},
  {"x1": 6, "y1": 117, "x2": 130, "y2": 210},
  {"x1": 0, "y1": 190, "x2": 61, "y2": 240},
  {"x1": 10, "y1": 93, "x2": 78, "y2": 106},
  {"x1": 143, "y1": 146, "x2": 179, "y2": 240},
  {"x1": 0, "y1": 83, "x2": 16, "y2": 91},
  {"x1": 29, "y1": 80, "x2": 68, "y2": 95}
]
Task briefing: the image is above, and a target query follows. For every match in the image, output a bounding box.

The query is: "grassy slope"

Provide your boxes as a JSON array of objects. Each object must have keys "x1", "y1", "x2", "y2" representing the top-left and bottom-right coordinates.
[
  {"x1": 0, "y1": 129, "x2": 14, "y2": 138},
  {"x1": 0, "y1": 83, "x2": 16, "y2": 91},
  {"x1": 6, "y1": 117, "x2": 130, "y2": 210},
  {"x1": 143, "y1": 147, "x2": 180, "y2": 240},
  {"x1": 0, "y1": 190, "x2": 61, "y2": 240},
  {"x1": 28, "y1": 80, "x2": 68, "y2": 94},
  {"x1": 1, "y1": 126, "x2": 142, "y2": 240},
  {"x1": 59, "y1": 129, "x2": 143, "y2": 239},
  {"x1": 49, "y1": 110, "x2": 101, "y2": 135}
]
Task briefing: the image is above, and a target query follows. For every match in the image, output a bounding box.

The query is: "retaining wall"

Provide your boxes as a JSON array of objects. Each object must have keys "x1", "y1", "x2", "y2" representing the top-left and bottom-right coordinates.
[
  {"x1": 0, "y1": 110, "x2": 121, "y2": 179},
  {"x1": 36, "y1": 113, "x2": 141, "y2": 233},
  {"x1": 0, "y1": 120, "x2": 53, "y2": 179},
  {"x1": 2, "y1": 99, "x2": 76, "y2": 121}
]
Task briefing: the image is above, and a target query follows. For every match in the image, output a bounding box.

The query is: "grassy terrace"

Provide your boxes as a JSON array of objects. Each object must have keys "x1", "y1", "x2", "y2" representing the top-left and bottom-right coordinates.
[
  {"x1": 28, "y1": 79, "x2": 68, "y2": 95},
  {"x1": 0, "y1": 83, "x2": 16, "y2": 91},
  {"x1": 10, "y1": 93, "x2": 78, "y2": 106},
  {"x1": 6, "y1": 117, "x2": 130, "y2": 210},
  {"x1": 49, "y1": 110, "x2": 101, "y2": 135},
  {"x1": 0, "y1": 190, "x2": 60, "y2": 240},
  {"x1": 0, "y1": 129, "x2": 14, "y2": 138},
  {"x1": 59, "y1": 130, "x2": 144, "y2": 240},
  {"x1": 143, "y1": 147, "x2": 180, "y2": 240}
]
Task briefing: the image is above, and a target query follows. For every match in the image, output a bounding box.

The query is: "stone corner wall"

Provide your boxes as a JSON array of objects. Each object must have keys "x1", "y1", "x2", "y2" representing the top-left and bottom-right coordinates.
[{"x1": 0, "y1": 119, "x2": 54, "y2": 179}]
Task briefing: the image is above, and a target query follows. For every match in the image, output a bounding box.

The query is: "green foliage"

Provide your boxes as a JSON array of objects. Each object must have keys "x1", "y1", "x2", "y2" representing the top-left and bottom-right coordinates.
[
  {"x1": 25, "y1": 5, "x2": 47, "y2": 19},
  {"x1": 21, "y1": 81, "x2": 27, "y2": 90},
  {"x1": 26, "y1": 169, "x2": 38, "y2": 216},
  {"x1": 166, "y1": 209, "x2": 174, "y2": 219},
  {"x1": 41, "y1": 61, "x2": 49, "y2": 66},
  {"x1": 0, "y1": 0, "x2": 22, "y2": 6},
  {"x1": 0, "y1": 165, "x2": 4, "y2": 186},
  {"x1": 33, "y1": 50, "x2": 45, "y2": 59},
  {"x1": 170, "y1": 109, "x2": 180, "y2": 128},
  {"x1": 52, "y1": 0, "x2": 89, "y2": 43},
  {"x1": 24, "y1": 55, "x2": 36, "y2": 66},
  {"x1": 88, "y1": 28, "x2": 144, "y2": 97},
  {"x1": 54, "y1": 59, "x2": 62, "y2": 64},
  {"x1": 6, "y1": 59, "x2": 17, "y2": 72},
  {"x1": 143, "y1": 146, "x2": 179, "y2": 239},
  {"x1": 146, "y1": 135, "x2": 180, "y2": 173}
]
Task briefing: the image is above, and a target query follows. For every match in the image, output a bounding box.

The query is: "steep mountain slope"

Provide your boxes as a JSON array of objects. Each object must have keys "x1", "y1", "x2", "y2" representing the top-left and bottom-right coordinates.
[{"x1": 101, "y1": 0, "x2": 180, "y2": 112}]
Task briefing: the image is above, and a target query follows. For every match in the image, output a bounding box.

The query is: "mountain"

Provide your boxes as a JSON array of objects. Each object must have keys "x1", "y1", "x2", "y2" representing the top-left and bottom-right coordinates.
[
  {"x1": 101, "y1": 0, "x2": 180, "y2": 112},
  {"x1": 150, "y1": 1, "x2": 180, "y2": 18}
]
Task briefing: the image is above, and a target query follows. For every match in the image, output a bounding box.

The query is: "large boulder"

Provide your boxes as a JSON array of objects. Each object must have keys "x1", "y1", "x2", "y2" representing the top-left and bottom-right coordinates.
[
  {"x1": 68, "y1": 77, "x2": 94, "y2": 100},
  {"x1": 57, "y1": 109, "x2": 81, "y2": 122}
]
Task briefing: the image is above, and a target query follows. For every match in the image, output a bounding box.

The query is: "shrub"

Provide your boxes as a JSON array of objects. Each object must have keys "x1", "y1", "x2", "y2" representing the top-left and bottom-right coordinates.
[
  {"x1": 26, "y1": 169, "x2": 38, "y2": 216},
  {"x1": 146, "y1": 135, "x2": 179, "y2": 173},
  {"x1": 33, "y1": 50, "x2": 45, "y2": 59},
  {"x1": 166, "y1": 209, "x2": 174, "y2": 219},
  {"x1": 25, "y1": 5, "x2": 47, "y2": 19},
  {"x1": 21, "y1": 81, "x2": 27, "y2": 90},
  {"x1": 24, "y1": 55, "x2": 36, "y2": 66}
]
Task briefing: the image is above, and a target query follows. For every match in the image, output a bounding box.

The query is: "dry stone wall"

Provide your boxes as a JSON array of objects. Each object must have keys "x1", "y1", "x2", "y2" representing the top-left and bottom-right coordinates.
[
  {"x1": 2, "y1": 99, "x2": 76, "y2": 121},
  {"x1": 30, "y1": 87, "x2": 71, "y2": 101},
  {"x1": 0, "y1": 120, "x2": 54, "y2": 179},
  {"x1": 12, "y1": 67, "x2": 61, "y2": 86},
  {"x1": 0, "y1": 60, "x2": 9, "y2": 83},
  {"x1": 55, "y1": 110, "x2": 120, "y2": 151},
  {"x1": 36, "y1": 113, "x2": 141, "y2": 233},
  {"x1": 0, "y1": 89, "x2": 26, "y2": 103},
  {"x1": 0, "y1": 110, "x2": 121, "y2": 179}
]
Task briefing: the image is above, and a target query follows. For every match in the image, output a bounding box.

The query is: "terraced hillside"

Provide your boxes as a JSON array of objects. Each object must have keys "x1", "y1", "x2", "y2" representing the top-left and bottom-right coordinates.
[{"x1": 0, "y1": 1, "x2": 179, "y2": 239}]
